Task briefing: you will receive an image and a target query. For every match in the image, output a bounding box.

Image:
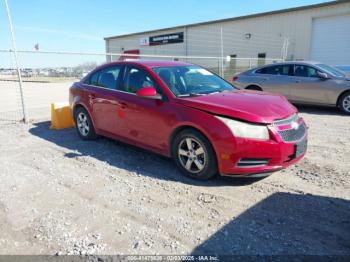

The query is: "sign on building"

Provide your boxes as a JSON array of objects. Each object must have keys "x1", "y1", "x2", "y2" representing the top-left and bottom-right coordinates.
[{"x1": 140, "y1": 32, "x2": 184, "y2": 46}]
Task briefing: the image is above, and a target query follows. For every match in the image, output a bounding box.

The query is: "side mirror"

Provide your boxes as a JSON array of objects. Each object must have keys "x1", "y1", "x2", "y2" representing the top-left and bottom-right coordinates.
[
  {"x1": 136, "y1": 87, "x2": 162, "y2": 99},
  {"x1": 317, "y1": 72, "x2": 330, "y2": 80}
]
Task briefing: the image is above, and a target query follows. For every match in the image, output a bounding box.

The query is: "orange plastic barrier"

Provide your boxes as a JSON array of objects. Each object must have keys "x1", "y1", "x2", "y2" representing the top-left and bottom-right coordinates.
[{"x1": 50, "y1": 102, "x2": 75, "y2": 130}]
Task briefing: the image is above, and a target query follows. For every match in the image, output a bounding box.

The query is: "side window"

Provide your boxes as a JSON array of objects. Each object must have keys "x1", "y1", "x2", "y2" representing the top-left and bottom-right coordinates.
[
  {"x1": 89, "y1": 71, "x2": 99, "y2": 86},
  {"x1": 277, "y1": 65, "x2": 292, "y2": 76},
  {"x1": 294, "y1": 65, "x2": 319, "y2": 78},
  {"x1": 97, "y1": 66, "x2": 121, "y2": 89},
  {"x1": 255, "y1": 67, "x2": 267, "y2": 74},
  {"x1": 121, "y1": 66, "x2": 158, "y2": 94},
  {"x1": 308, "y1": 67, "x2": 319, "y2": 78},
  {"x1": 266, "y1": 66, "x2": 280, "y2": 75},
  {"x1": 86, "y1": 66, "x2": 121, "y2": 90},
  {"x1": 257, "y1": 65, "x2": 291, "y2": 75}
]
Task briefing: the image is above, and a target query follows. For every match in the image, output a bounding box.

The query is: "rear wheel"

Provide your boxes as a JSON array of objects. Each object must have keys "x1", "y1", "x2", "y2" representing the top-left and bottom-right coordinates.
[
  {"x1": 339, "y1": 91, "x2": 350, "y2": 115},
  {"x1": 172, "y1": 129, "x2": 217, "y2": 180},
  {"x1": 74, "y1": 107, "x2": 97, "y2": 140},
  {"x1": 245, "y1": 85, "x2": 262, "y2": 91}
]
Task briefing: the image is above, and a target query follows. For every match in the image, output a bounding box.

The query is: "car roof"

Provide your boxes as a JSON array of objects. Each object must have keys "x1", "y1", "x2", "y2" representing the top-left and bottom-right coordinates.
[
  {"x1": 101, "y1": 60, "x2": 193, "y2": 68},
  {"x1": 248, "y1": 61, "x2": 323, "y2": 72},
  {"x1": 262, "y1": 61, "x2": 322, "y2": 67}
]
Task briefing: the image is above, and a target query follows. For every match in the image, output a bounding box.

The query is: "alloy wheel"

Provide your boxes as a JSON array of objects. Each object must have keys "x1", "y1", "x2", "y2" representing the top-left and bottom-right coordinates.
[
  {"x1": 178, "y1": 137, "x2": 206, "y2": 174},
  {"x1": 342, "y1": 94, "x2": 350, "y2": 113},
  {"x1": 77, "y1": 112, "x2": 90, "y2": 136}
]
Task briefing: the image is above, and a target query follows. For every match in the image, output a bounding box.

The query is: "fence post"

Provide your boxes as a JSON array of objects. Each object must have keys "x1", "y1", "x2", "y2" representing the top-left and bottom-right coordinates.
[
  {"x1": 220, "y1": 27, "x2": 224, "y2": 77},
  {"x1": 281, "y1": 37, "x2": 289, "y2": 61},
  {"x1": 4, "y1": 0, "x2": 28, "y2": 123},
  {"x1": 284, "y1": 38, "x2": 289, "y2": 61}
]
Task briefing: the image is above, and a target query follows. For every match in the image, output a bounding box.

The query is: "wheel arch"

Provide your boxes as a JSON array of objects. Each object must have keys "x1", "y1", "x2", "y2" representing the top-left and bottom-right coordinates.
[
  {"x1": 245, "y1": 84, "x2": 263, "y2": 91},
  {"x1": 72, "y1": 103, "x2": 85, "y2": 117},
  {"x1": 336, "y1": 89, "x2": 350, "y2": 107},
  {"x1": 72, "y1": 103, "x2": 96, "y2": 129},
  {"x1": 168, "y1": 125, "x2": 218, "y2": 160}
]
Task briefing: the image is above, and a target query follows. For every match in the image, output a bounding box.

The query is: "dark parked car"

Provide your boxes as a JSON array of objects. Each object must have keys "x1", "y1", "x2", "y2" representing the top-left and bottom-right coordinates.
[{"x1": 70, "y1": 61, "x2": 307, "y2": 180}]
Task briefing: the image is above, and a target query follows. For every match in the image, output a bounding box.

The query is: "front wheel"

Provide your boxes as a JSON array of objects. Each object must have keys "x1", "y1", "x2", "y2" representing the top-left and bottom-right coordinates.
[
  {"x1": 172, "y1": 129, "x2": 218, "y2": 180},
  {"x1": 339, "y1": 91, "x2": 350, "y2": 115}
]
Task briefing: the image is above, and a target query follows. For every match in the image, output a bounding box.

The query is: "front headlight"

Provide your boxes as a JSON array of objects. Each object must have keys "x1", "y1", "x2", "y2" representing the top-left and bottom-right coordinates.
[{"x1": 216, "y1": 116, "x2": 269, "y2": 140}]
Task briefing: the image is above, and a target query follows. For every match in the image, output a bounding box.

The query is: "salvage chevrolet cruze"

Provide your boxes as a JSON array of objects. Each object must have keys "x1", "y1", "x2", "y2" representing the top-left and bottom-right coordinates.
[{"x1": 69, "y1": 61, "x2": 307, "y2": 179}]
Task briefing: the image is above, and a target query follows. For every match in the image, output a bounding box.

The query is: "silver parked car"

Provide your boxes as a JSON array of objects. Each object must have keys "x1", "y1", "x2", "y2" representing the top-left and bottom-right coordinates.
[{"x1": 233, "y1": 61, "x2": 350, "y2": 114}]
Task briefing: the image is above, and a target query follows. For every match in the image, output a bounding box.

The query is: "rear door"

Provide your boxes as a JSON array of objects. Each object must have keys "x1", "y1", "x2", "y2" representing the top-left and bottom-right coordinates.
[
  {"x1": 84, "y1": 65, "x2": 126, "y2": 134},
  {"x1": 254, "y1": 64, "x2": 294, "y2": 98}
]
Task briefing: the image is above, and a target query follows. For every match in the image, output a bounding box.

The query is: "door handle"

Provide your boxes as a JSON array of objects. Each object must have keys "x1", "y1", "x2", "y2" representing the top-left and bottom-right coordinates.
[
  {"x1": 295, "y1": 80, "x2": 301, "y2": 83},
  {"x1": 88, "y1": 94, "x2": 95, "y2": 105}
]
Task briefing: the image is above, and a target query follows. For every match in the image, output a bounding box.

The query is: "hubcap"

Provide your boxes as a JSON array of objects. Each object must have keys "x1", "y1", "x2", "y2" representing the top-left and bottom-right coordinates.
[
  {"x1": 343, "y1": 95, "x2": 350, "y2": 113},
  {"x1": 178, "y1": 137, "x2": 206, "y2": 174},
  {"x1": 77, "y1": 112, "x2": 89, "y2": 136}
]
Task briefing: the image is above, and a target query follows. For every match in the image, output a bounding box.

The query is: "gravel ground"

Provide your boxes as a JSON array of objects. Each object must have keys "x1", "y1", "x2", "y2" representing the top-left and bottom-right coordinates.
[{"x1": 0, "y1": 105, "x2": 349, "y2": 256}]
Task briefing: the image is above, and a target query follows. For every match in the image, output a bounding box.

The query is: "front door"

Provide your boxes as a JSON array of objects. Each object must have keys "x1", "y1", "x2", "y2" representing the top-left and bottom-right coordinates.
[
  {"x1": 115, "y1": 65, "x2": 173, "y2": 152},
  {"x1": 289, "y1": 64, "x2": 333, "y2": 104}
]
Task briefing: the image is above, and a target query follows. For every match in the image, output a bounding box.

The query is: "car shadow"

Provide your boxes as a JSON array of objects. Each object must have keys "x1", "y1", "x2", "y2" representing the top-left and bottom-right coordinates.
[
  {"x1": 295, "y1": 104, "x2": 343, "y2": 116},
  {"x1": 191, "y1": 192, "x2": 350, "y2": 255},
  {"x1": 29, "y1": 121, "x2": 265, "y2": 187}
]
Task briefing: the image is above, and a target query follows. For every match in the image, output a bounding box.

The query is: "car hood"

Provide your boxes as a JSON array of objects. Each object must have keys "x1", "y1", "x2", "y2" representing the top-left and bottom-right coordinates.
[
  {"x1": 333, "y1": 76, "x2": 350, "y2": 81},
  {"x1": 175, "y1": 90, "x2": 297, "y2": 124}
]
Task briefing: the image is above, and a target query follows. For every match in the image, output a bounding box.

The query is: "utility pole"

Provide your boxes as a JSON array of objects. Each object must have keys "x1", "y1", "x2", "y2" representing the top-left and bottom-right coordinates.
[{"x1": 4, "y1": 0, "x2": 28, "y2": 123}]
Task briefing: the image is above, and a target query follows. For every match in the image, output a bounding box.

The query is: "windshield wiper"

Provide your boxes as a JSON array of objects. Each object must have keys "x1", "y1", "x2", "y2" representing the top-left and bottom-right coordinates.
[
  {"x1": 218, "y1": 89, "x2": 232, "y2": 93},
  {"x1": 177, "y1": 93, "x2": 205, "y2": 97}
]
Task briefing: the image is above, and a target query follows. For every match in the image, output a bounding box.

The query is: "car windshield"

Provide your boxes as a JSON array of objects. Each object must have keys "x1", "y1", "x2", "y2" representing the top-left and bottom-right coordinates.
[
  {"x1": 335, "y1": 65, "x2": 350, "y2": 74},
  {"x1": 153, "y1": 66, "x2": 235, "y2": 97},
  {"x1": 316, "y1": 64, "x2": 345, "y2": 77}
]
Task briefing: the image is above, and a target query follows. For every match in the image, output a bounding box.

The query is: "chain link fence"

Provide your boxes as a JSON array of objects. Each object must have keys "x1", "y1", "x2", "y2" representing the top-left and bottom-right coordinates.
[{"x1": 0, "y1": 49, "x2": 283, "y2": 123}]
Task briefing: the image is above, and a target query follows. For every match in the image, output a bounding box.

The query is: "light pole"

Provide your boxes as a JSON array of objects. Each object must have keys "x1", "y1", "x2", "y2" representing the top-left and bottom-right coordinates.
[{"x1": 4, "y1": 0, "x2": 28, "y2": 123}]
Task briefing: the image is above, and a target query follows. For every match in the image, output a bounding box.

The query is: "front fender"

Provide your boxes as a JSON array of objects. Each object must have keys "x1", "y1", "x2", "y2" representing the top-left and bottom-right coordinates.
[{"x1": 168, "y1": 104, "x2": 237, "y2": 161}]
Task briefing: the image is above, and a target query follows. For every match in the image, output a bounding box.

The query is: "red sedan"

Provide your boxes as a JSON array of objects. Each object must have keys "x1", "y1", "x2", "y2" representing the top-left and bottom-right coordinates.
[{"x1": 69, "y1": 61, "x2": 307, "y2": 180}]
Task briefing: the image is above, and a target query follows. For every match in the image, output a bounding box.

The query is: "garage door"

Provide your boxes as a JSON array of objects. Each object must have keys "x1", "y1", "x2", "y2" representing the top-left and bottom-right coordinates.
[{"x1": 310, "y1": 14, "x2": 350, "y2": 65}]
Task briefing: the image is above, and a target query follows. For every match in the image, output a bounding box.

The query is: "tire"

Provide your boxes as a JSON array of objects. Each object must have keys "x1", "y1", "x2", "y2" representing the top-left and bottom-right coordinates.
[
  {"x1": 245, "y1": 85, "x2": 262, "y2": 91},
  {"x1": 339, "y1": 91, "x2": 350, "y2": 115},
  {"x1": 172, "y1": 129, "x2": 218, "y2": 180},
  {"x1": 74, "y1": 107, "x2": 97, "y2": 140}
]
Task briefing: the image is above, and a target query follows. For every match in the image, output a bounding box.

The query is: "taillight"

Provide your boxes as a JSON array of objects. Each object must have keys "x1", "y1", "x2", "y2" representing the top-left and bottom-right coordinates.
[{"x1": 232, "y1": 76, "x2": 238, "y2": 82}]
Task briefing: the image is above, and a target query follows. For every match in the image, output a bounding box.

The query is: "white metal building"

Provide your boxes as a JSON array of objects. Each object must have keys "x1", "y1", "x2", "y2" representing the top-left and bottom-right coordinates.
[{"x1": 105, "y1": 0, "x2": 350, "y2": 66}]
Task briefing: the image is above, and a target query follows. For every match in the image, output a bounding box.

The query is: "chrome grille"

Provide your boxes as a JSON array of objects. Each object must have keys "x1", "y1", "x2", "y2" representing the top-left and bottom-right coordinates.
[
  {"x1": 278, "y1": 123, "x2": 306, "y2": 142},
  {"x1": 272, "y1": 113, "x2": 298, "y2": 126}
]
